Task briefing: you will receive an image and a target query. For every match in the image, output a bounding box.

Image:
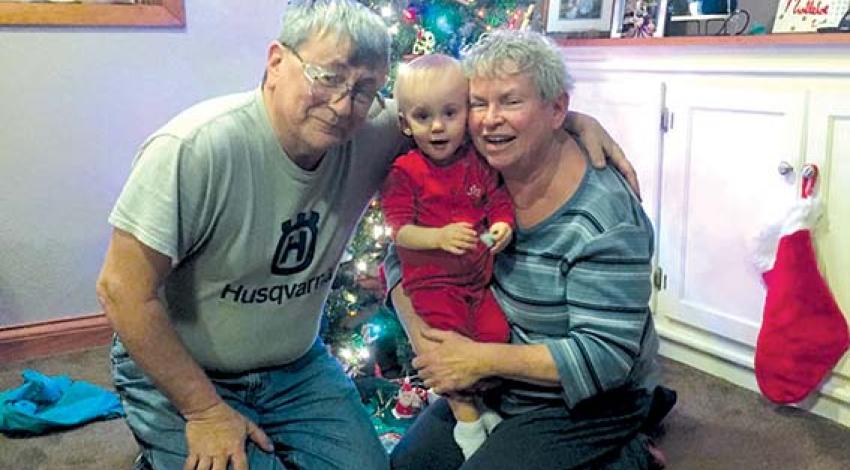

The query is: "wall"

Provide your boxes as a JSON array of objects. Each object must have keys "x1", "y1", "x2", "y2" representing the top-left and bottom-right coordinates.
[{"x1": 0, "y1": 0, "x2": 284, "y2": 328}]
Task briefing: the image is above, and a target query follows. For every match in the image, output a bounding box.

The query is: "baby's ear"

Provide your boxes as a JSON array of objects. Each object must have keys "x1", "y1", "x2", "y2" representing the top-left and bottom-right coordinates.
[{"x1": 398, "y1": 113, "x2": 412, "y2": 136}]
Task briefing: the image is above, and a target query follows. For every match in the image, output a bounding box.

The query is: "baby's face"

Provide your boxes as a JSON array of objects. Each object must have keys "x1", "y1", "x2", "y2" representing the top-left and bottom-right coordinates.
[{"x1": 400, "y1": 69, "x2": 469, "y2": 163}]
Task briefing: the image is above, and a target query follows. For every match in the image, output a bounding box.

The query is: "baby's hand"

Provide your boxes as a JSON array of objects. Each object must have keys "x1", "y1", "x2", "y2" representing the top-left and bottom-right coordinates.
[
  {"x1": 487, "y1": 222, "x2": 513, "y2": 254},
  {"x1": 437, "y1": 222, "x2": 478, "y2": 255}
]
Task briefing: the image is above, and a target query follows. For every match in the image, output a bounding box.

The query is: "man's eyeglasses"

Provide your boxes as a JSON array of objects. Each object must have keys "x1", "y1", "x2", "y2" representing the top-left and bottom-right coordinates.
[{"x1": 279, "y1": 42, "x2": 385, "y2": 112}]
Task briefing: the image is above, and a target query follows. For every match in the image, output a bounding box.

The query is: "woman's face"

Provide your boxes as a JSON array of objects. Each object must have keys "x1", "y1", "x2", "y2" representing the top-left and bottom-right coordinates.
[{"x1": 467, "y1": 71, "x2": 564, "y2": 175}]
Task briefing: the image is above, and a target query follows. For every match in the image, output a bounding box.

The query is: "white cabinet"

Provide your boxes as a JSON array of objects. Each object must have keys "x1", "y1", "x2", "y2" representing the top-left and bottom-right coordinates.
[
  {"x1": 561, "y1": 45, "x2": 850, "y2": 426},
  {"x1": 656, "y1": 79, "x2": 807, "y2": 353},
  {"x1": 807, "y1": 87, "x2": 850, "y2": 321},
  {"x1": 805, "y1": 87, "x2": 850, "y2": 402},
  {"x1": 655, "y1": 78, "x2": 850, "y2": 422}
]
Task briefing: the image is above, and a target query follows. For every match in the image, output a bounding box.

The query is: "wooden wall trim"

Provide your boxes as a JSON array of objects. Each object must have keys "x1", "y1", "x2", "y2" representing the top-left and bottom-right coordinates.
[
  {"x1": 0, "y1": 0, "x2": 186, "y2": 27},
  {"x1": 0, "y1": 313, "x2": 113, "y2": 365}
]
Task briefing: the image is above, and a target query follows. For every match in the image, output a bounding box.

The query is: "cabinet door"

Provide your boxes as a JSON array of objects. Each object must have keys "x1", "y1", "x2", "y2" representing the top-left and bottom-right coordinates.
[
  {"x1": 656, "y1": 80, "x2": 807, "y2": 356},
  {"x1": 569, "y1": 79, "x2": 665, "y2": 234},
  {"x1": 806, "y1": 88, "x2": 850, "y2": 366}
]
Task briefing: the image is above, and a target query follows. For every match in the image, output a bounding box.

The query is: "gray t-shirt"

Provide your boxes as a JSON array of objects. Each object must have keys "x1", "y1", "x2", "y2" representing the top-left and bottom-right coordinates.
[{"x1": 109, "y1": 89, "x2": 403, "y2": 372}]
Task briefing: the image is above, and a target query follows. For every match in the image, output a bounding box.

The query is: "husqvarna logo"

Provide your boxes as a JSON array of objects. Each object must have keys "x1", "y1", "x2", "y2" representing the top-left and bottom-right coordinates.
[{"x1": 271, "y1": 211, "x2": 319, "y2": 275}]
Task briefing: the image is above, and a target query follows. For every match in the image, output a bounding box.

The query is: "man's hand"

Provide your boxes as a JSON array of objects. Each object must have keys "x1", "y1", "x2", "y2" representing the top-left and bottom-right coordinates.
[
  {"x1": 565, "y1": 111, "x2": 641, "y2": 199},
  {"x1": 183, "y1": 401, "x2": 273, "y2": 470},
  {"x1": 436, "y1": 222, "x2": 478, "y2": 255},
  {"x1": 488, "y1": 222, "x2": 513, "y2": 254},
  {"x1": 412, "y1": 328, "x2": 489, "y2": 394}
]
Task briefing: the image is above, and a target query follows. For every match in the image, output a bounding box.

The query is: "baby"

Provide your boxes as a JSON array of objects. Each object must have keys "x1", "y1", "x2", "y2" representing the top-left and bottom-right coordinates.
[{"x1": 381, "y1": 54, "x2": 514, "y2": 459}]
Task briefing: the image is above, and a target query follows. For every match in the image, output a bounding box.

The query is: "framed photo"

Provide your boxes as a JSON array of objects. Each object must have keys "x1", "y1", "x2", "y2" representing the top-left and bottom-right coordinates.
[
  {"x1": 545, "y1": 0, "x2": 615, "y2": 35},
  {"x1": 611, "y1": 0, "x2": 669, "y2": 38},
  {"x1": 772, "y1": 0, "x2": 849, "y2": 33}
]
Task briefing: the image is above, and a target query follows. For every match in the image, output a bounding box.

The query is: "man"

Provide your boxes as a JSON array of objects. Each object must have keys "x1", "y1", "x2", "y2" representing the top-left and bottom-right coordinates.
[{"x1": 96, "y1": 2, "x2": 635, "y2": 469}]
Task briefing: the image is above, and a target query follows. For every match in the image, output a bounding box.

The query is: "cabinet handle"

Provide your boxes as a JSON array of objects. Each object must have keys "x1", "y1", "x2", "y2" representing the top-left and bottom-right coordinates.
[
  {"x1": 778, "y1": 161, "x2": 794, "y2": 176},
  {"x1": 801, "y1": 164, "x2": 817, "y2": 179}
]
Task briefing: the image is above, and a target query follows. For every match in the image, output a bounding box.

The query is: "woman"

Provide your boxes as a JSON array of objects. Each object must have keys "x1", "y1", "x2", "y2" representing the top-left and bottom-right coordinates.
[{"x1": 386, "y1": 29, "x2": 672, "y2": 469}]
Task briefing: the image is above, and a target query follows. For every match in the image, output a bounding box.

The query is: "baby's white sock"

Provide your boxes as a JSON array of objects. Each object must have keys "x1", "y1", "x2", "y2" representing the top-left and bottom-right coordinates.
[
  {"x1": 453, "y1": 418, "x2": 487, "y2": 460},
  {"x1": 480, "y1": 408, "x2": 504, "y2": 435}
]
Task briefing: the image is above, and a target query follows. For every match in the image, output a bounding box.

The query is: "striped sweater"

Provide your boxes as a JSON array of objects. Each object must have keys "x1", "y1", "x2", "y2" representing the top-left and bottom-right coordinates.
[
  {"x1": 492, "y1": 158, "x2": 659, "y2": 415},
  {"x1": 385, "y1": 147, "x2": 659, "y2": 416}
]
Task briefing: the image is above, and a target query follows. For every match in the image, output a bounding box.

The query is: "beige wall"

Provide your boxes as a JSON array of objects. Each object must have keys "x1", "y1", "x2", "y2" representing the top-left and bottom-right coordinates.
[{"x1": 0, "y1": 0, "x2": 283, "y2": 327}]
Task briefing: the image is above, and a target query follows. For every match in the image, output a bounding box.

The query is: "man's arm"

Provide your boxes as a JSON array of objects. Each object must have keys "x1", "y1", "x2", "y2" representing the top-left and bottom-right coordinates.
[
  {"x1": 564, "y1": 111, "x2": 640, "y2": 198},
  {"x1": 96, "y1": 229, "x2": 272, "y2": 469}
]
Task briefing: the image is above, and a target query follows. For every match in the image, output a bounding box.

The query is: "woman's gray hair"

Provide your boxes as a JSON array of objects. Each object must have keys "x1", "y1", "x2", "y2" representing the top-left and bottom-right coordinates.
[
  {"x1": 461, "y1": 29, "x2": 574, "y2": 101},
  {"x1": 277, "y1": 0, "x2": 391, "y2": 69}
]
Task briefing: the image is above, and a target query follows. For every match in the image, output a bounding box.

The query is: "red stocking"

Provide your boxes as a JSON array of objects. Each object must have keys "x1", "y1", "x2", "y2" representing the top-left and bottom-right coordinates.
[{"x1": 755, "y1": 166, "x2": 849, "y2": 404}]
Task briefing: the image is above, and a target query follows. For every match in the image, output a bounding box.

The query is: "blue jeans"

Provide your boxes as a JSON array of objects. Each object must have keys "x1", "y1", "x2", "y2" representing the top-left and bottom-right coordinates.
[{"x1": 111, "y1": 335, "x2": 388, "y2": 470}]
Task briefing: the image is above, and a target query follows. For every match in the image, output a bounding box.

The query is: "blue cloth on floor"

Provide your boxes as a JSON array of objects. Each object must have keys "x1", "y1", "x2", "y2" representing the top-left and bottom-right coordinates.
[{"x1": 0, "y1": 368, "x2": 124, "y2": 435}]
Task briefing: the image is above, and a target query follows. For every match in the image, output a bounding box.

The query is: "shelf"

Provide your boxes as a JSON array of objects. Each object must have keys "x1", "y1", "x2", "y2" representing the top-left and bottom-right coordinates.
[
  {"x1": 669, "y1": 14, "x2": 730, "y2": 22},
  {"x1": 555, "y1": 33, "x2": 850, "y2": 48}
]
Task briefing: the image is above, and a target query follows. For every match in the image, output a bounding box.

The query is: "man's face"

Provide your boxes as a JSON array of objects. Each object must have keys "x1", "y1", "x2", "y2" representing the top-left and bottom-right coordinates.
[{"x1": 264, "y1": 34, "x2": 388, "y2": 163}]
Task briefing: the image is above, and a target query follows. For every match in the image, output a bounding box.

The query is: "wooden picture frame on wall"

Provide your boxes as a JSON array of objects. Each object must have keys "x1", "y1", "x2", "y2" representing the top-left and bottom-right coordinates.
[{"x1": 0, "y1": 0, "x2": 185, "y2": 27}]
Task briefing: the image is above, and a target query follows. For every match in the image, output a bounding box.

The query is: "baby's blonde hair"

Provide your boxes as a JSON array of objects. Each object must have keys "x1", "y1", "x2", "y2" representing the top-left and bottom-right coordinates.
[{"x1": 394, "y1": 54, "x2": 465, "y2": 111}]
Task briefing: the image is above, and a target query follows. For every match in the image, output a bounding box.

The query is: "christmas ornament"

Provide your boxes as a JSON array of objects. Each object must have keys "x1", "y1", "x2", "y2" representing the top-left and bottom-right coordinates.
[
  {"x1": 753, "y1": 164, "x2": 850, "y2": 404},
  {"x1": 360, "y1": 379, "x2": 417, "y2": 451},
  {"x1": 392, "y1": 377, "x2": 429, "y2": 418},
  {"x1": 411, "y1": 27, "x2": 436, "y2": 55},
  {"x1": 402, "y1": 7, "x2": 417, "y2": 24},
  {"x1": 520, "y1": 4, "x2": 535, "y2": 30}
]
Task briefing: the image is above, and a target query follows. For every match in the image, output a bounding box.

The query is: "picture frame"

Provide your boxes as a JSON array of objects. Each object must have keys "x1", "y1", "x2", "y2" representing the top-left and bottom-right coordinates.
[
  {"x1": 611, "y1": 0, "x2": 669, "y2": 38},
  {"x1": 544, "y1": 0, "x2": 615, "y2": 36},
  {"x1": 0, "y1": 0, "x2": 185, "y2": 27},
  {"x1": 772, "y1": 0, "x2": 849, "y2": 33}
]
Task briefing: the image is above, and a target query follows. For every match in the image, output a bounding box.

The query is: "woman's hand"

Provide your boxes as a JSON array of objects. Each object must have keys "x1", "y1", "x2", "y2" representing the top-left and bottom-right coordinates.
[{"x1": 412, "y1": 328, "x2": 490, "y2": 394}]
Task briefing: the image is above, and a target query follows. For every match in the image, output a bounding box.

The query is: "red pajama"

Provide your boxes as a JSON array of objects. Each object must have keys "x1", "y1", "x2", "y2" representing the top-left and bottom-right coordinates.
[{"x1": 382, "y1": 146, "x2": 514, "y2": 342}]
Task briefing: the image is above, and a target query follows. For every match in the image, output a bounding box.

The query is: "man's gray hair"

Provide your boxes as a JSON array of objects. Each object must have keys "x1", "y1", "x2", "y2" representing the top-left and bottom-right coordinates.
[
  {"x1": 461, "y1": 29, "x2": 574, "y2": 101},
  {"x1": 278, "y1": 0, "x2": 391, "y2": 69}
]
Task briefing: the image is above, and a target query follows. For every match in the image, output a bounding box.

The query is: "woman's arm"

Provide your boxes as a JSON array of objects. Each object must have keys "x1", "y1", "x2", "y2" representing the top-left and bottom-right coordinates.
[{"x1": 411, "y1": 329, "x2": 561, "y2": 394}]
